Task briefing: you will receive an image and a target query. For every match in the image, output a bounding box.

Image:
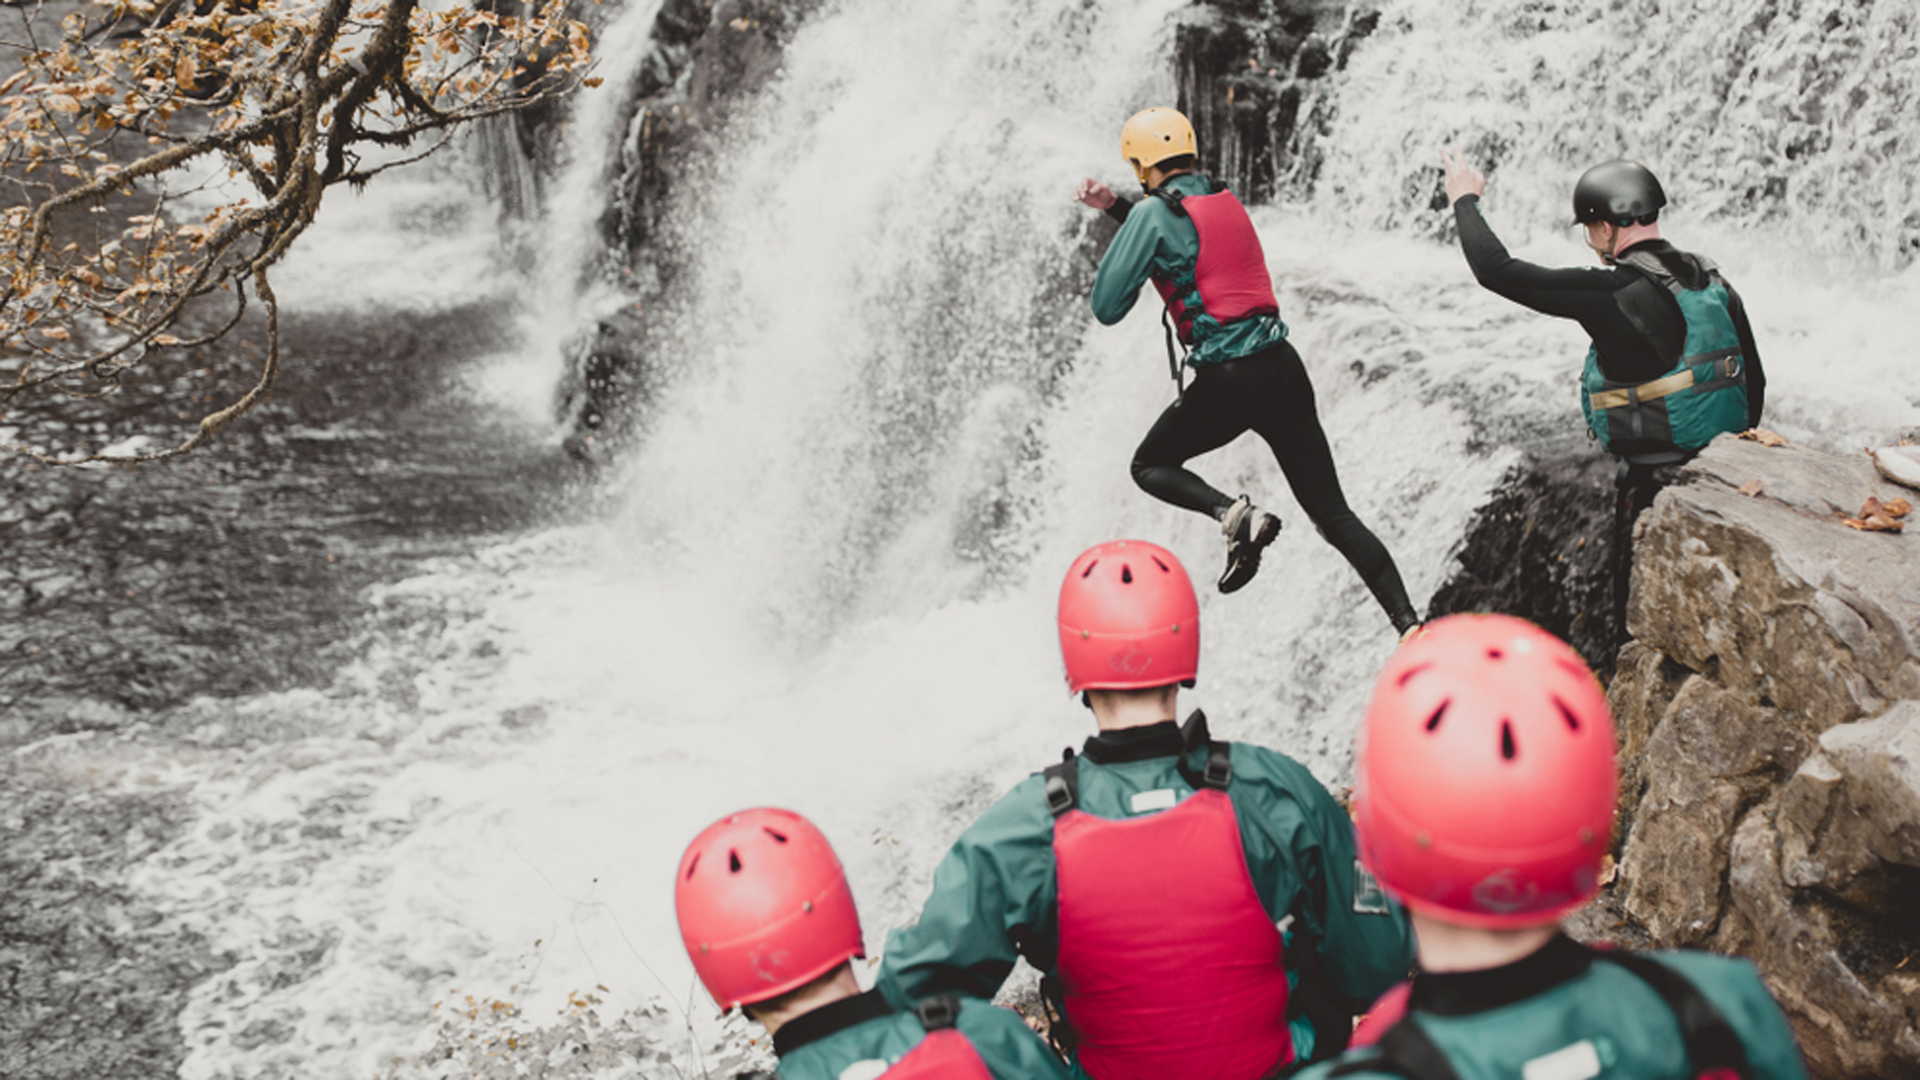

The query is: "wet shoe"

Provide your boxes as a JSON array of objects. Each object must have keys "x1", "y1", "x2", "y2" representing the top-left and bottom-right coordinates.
[{"x1": 1218, "y1": 495, "x2": 1281, "y2": 593}]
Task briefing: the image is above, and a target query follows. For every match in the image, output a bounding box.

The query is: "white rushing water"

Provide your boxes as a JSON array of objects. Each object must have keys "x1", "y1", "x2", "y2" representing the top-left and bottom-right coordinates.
[{"x1": 21, "y1": 0, "x2": 1919, "y2": 1076}]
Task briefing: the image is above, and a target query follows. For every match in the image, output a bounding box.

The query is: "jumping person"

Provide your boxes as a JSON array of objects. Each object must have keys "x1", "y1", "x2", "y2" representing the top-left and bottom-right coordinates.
[
  {"x1": 878, "y1": 539, "x2": 1414, "y2": 1080},
  {"x1": 1075, "y1": 107, "x2": 1420, "y2": 637},
  {"x1": 675, "y1": 807, "x2": 1071, "y2": 1080},
  {"x1": 1439, "y1": 151, "x2": 1766, "y2": 638},
  {"x1": 1292, "y1": 613, "x2": 1809, "y2": 1080}
]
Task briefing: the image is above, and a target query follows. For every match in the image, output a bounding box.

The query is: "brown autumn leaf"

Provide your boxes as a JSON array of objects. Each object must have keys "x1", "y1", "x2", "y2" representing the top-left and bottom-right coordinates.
[
  {"x1": 1740, "y1": 428, "x2": 1790, "y2": 447},
  {"x1": 1886, "y1": 498, "x2": 1913, "y2": 518},
  {"x1": 1844, "y1": 515, "x2": 1904, "y2": 533},
  {"x1": 1738, "y1": 479, "x2": 1764, "y2": 497},
  {"x1": 1862, "y1": 496, "x2": 1886, "y2": 519}
]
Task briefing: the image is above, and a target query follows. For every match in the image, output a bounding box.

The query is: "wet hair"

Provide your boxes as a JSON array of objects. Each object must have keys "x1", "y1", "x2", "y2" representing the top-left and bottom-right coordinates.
[{"x1": 1155, "y1": 154, "x2": 1197, "y2": 175}]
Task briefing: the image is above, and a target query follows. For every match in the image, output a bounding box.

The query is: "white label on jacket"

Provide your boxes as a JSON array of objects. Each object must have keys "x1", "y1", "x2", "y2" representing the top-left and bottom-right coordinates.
[
  {"x1": 838, "y1": 1060, "x2": 890, "y2": 1080},
  {"x1": 1353, "y1": 862, "x2": 1392, "y2": 914},
  {"x1": 1521, "y1": 1040, "x2": 1602, "y2": 1080},
  {"x1": 1130, "y1": 788, "x2": 1178, "y2": 814}
]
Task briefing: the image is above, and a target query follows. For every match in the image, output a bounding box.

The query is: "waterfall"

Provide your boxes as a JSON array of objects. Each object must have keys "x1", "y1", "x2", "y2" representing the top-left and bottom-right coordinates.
[{"x1": 32, "y1": 1, "x2": 1916, "y2": 1078}]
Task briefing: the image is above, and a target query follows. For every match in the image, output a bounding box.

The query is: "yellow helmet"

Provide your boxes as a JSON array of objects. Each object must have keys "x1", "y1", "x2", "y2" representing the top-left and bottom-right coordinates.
[{"x1": 1120, "y1": 107, "x2": 1197, "y2": 187}]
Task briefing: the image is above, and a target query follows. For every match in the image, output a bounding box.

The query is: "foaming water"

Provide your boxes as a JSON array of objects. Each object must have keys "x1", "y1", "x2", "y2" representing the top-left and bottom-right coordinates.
[{"x1": 37, "y1": 0, "x2": 1919, "y2": 1078}]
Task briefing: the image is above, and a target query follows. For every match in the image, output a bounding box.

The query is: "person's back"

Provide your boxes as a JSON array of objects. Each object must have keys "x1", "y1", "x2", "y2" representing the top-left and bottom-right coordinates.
[
  {"x1": 1310, "y1": 937, "x2": 1805, "y2": 1079},
  {"x1": 1292, "y1": 615, "x2": 1808, "y2": 1080},
  {"x1": 878, "y1": 541, "x2": 1413, "y2": 1079},
  {"x1": 674, "y1": 808, "x2": 1070, "y2": 1080}
]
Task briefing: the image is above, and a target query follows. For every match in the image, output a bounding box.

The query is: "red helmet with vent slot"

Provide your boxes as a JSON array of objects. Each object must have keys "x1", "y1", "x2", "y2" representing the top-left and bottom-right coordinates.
[
  {"x1": 674, "y1": 807, "x2": 864, "y2": 1009},
  {"x1": 1353, "y1": 613, "x2": 1617, "y2": 929},
  {"x1": 1058, "y1": 539, "x2": 1201, "y2": 695}
]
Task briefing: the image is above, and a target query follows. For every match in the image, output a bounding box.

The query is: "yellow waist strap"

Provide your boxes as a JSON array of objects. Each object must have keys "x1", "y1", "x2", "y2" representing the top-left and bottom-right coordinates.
[{"x1": 1589, "y1": 368, "x2": 1695, "y2": 411}]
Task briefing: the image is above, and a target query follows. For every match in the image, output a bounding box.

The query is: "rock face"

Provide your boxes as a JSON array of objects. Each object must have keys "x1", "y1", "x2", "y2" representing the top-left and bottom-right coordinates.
[{"x1": 1607, "y1": 435, "x2": 1920, "y2": 1079}]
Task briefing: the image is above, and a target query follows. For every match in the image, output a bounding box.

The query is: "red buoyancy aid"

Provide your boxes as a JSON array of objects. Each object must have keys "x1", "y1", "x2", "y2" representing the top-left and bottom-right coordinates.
[
  {"x1": 1053, "y1": 785, "x2": 1291, "y2": 1080},
  {"x1": 1148, "y1": 189, "x2": 1281, "y2": 347},
  {"x1": 881, "y1": 1028, "x2": 994, "y2": 1080}
]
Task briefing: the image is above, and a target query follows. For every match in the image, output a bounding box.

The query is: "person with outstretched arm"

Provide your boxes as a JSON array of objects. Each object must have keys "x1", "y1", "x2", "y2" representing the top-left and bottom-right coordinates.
[
  {"x1": 1292, "y1": 613, "x2": 1809, "y2": 1080},
  {"x1": 675, "y1": 808, "x2": 1070, "y2": 1080},
  {"x1": 1075, "y1": 107, "x2": 1421, "y2": 638},
  {"x1": 1440, "y1": 150, "x2": 1766, "y2": 637},
  {"x1": 878, "y1": 539, "x2": 1415, "y2": 1080}
]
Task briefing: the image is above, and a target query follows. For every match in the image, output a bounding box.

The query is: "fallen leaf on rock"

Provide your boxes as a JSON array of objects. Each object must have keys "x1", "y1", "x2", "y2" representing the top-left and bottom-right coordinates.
[
  {"x1": 1843, "y1": 515, "x2": 1904, "y2": 533},
  {"x1": 1737, "y1": 479, "x2": 1764, "y2": 496},
  {"x1": 1740, "y1": 428, "x2": 1790, "y2": 447},
  {"x1": 1863, "y1": 496, "x2": 1887, "y2": 518},
  {"x1": 1598, "y1": 854, "x2": 1619, "y2": 887},
  {"x1": 1887, "y1": 497, "x2": 1912, "y2": 518}
]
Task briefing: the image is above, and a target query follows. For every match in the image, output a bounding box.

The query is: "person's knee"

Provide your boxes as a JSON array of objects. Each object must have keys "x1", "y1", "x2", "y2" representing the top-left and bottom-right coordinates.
[{"x1": 1129, "y1": 455, "x2": 1158, "y2": 492}]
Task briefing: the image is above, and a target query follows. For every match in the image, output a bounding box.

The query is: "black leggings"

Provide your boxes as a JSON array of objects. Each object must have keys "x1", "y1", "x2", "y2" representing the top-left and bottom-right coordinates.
[{"x1": 1130, "y1": 339, "x2": 1414, "y2": 621}]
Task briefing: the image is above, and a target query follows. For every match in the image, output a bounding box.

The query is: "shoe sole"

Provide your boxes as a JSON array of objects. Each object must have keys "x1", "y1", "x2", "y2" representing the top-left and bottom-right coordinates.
[{"x1": 1218, "y1": 514, "x2": 1282, "y2": 593}]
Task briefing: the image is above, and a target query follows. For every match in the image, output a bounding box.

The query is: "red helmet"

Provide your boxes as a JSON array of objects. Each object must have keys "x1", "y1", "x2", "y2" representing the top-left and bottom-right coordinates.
[
  {"x1": 1353, "y1": 613, "x2": 1617, "y2": 929},
  {"x1": 1058, "y1": 539, "x2": 1200, "y2": 695},
  {"x1": 674, "y1": 807, "x2": 864, "y2": 1009}
]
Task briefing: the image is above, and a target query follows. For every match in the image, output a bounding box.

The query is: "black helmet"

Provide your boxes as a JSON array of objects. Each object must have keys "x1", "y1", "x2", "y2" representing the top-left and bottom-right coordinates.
[{"x1": 1571, "y1": 159, "x2": 1666, "y2": 225}]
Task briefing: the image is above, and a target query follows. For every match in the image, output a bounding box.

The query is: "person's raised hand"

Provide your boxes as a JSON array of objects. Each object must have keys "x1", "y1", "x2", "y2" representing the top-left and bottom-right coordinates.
[
  {"x1": 1439, "y1": 148, "x2": 1486, "y2": 206},
  {"x1": 1074, "y1": 178, "x2": 1117, "y2": 210}
]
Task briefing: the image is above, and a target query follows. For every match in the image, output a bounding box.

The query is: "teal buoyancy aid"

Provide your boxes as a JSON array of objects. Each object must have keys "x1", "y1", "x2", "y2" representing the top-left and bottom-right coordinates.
[{"x1": 1580, "y1": 250, "x2": 1748, "y2": 464}]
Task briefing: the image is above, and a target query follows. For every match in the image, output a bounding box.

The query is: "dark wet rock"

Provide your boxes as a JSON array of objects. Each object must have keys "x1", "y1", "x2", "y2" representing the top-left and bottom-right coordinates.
[
  {"x1": 1172, "y1": 0, "x2": 1380, "y2": 202},
  {"x1": 1601, "y1": 435, "x2": 1920, "y2": 1079},
  {"x1": 1425, "y1": 443, "x2": 1619, "y2": 676}
]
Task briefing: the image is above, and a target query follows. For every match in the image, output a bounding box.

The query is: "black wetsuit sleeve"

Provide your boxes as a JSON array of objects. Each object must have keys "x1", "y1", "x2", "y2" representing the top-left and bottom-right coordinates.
[
  {"x1": 1452, "y1": 194, "x2": 1626, "y2": 322},
  {"x1": 1105, "y1": 198, "x2": 1133, "y2": 225},
  {"x1": 1724, "y1": 280, "x2": 1766, "y2": 428}
]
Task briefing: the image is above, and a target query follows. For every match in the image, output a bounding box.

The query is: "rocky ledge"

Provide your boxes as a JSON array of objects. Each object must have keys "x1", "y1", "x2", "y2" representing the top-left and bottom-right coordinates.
[{"x1": 1598, "y1": 435, "x2": 1920, "y2": 1079}]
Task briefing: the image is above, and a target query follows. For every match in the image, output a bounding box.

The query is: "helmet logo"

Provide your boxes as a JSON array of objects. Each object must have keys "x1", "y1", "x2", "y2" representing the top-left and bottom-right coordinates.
[
  {"x1": 749, "y1": 943, "x2": 793, "y2": 985},
  {"x1": 1108, "y1": 644, "x2": 1153, "y2": 677},
  {"x1": 1471, "y1": 869, "x2": 1540, "y2": 914}
]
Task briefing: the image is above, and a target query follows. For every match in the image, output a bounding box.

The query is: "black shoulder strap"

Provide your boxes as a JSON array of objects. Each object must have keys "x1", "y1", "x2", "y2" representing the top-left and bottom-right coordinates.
[
  {"x1": 1042, "y1": 748, "x2": 1078, "y2": 817},
  {"x1": 912, "y1": 994, "x2": 961, "y2": 1033},
  {"x1": 732, "y1": 1072, "x2": 781, "y2": 1080},
  {"x1": 1325, "y1": 1019, "x2": 1462, "y2": 1080},
  {"x1": 1592, "y1": 949, "x2": 1753, "y2": 1080},
  {"x1": 1149, "y1": 186, "x2": 1188, "y2": 217},
  {"x1": 1173, "y1": 710, "x2": 1232, "y2": 793}
]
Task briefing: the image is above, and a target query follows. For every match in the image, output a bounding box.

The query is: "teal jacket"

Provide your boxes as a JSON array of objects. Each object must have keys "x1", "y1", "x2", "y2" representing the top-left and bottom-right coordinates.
[
  {"x1": 774, "y1": 991, "x2": 1069, "y2": 1080},
  {"x1": 878, "y1": 719, "x2": 1415, "y2": 1063},
  {"x1": 1293, "y1": 935, "x2": 1808, "y2": 1080},
  {"x1": 1090, "y1": 173, "x2": 1289, "y2": 367}
]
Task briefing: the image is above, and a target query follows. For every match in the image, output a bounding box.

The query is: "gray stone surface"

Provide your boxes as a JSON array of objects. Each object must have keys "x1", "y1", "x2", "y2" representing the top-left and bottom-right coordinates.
[
  {"x1": 1605, "y1": 436, "x2": 1920, "y2": 1079},
  {"x1": 1778, "y1": 701, "x2": 1920, "y2": 913},
  {"x1": 1630, "y1": 436, "x2": 1920, "y2": 734},
  {"x1": 1619, "y1": 675, "x2": 1805, "y2": 943}
]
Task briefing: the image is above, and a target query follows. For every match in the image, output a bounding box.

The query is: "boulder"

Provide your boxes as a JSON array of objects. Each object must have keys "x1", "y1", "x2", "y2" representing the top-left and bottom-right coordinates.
[
  {"x1": 1630, "y1": 436, "x2": 1920, "y2": 735},
  {"x1": 1602, "y1": 435, "x2": 1920, "y2": 1078}
]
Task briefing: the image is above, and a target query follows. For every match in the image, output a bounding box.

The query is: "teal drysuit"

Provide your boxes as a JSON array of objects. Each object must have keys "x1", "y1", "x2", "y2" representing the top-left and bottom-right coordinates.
[
  {"x1": 877, "y1": 719, "x2": 1415, "y2": 1070},
  {"x1": 772, "y1": 990, "x2": 1069, "y2": 1080},
  {"x1": 1293, "y1": 934, "x2": 1808, "y2": 1080},
  {"x1": 1089, "y1": 173, "x2": 1288, "y2": 368}
]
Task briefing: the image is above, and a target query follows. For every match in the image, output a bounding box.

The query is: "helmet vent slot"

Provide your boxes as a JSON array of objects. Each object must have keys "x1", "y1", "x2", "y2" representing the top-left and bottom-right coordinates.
[
  {"x1": 685, "y1": 855, "x2": 699, "y2": 880},
  {"x1": 1424, "y1": 701, "x2": 1448, "y2": 732},
  {"x1": 763, "y1": 828, "x2": 788, "y2": 843},
  {"x1": 729, "y1": 850, "x2": 742, "y2": 873},
  {"x1": 1081, "y1": 560, "x2": 1098, "y2": 578},
  {"x1": 1396, "y1": 663, "x2": 1431, "y2": 689},
  {"x1": 1501, "y1": 721, "x2": 1517, "y2": 760},
  {"x1": 1554, "y1": 697, "x2": 1580, "y2": 732},
  {"x1": 1151, "y1": 555, "x2": 1170, "y2": 572},
  {"x1": 1486, "y1": 648, "x2": 1504, "y2": 660},
  {"x1": 1121, "y1": 565, "x2": 1133, "y2": 584}
]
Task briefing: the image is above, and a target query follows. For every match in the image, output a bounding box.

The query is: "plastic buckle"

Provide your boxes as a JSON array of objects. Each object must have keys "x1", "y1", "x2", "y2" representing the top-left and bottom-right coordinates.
[
  {"x1": 1203, "y1": 750, "x2": 1232, "y2": 790},
  {"x1": 915, "y1": 995, "x2": 959, "y2": 1031},
  {"x1": 1044, "y1": 775, "x2": 1074, "y2": 816}
]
